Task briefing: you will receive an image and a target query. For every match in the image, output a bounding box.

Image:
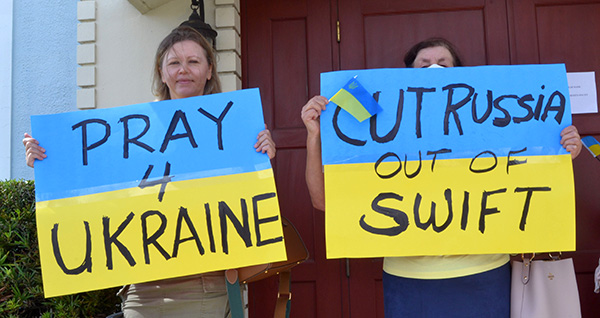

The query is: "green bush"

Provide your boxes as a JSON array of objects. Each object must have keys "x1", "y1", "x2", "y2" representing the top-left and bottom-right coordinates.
[{"x1": 0, "y1": 179, "x2": 121, "y2": 317}]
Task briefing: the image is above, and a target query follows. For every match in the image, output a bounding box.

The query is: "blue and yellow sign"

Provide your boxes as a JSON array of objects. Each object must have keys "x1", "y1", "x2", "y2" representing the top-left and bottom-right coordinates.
[
  {"x1": 320, "y1": 65, "x2": 575, "y2": 259},
  {"x1": 32, "y1": 88, "x2": 286, "y2": 297}
]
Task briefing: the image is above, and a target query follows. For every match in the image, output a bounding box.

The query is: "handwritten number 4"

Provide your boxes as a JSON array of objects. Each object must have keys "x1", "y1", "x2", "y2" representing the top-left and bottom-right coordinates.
[{"x1": 138, "y1": 162, "x2": 172, "y2": 202}]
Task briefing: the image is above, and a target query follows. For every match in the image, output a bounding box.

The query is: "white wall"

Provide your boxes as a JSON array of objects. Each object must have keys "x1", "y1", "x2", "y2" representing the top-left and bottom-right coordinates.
[
  {"x1": 0, "y1": 0, "x2": 13, "y2": 180},
  {"x1": 11, "y1": 0, "x2": 77, "y2": 180},
  {"x1": 94, "y1": 0, "x2": 215, "y2": 109}
]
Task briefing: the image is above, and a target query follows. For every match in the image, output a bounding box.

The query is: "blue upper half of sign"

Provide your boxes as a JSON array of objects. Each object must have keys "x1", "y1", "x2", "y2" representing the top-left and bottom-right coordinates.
[
  {"x1": 31, "y1": 88, "x2": 271, "y2": 202},
  {"x1": 320, "y1": 65, "x2": 572, "y2": 165}
]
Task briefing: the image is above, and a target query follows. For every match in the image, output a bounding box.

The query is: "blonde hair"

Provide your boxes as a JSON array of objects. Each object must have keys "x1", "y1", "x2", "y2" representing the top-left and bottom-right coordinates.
[{"x1": 152, "y1": 26, "x2": 221, "y2": 100}]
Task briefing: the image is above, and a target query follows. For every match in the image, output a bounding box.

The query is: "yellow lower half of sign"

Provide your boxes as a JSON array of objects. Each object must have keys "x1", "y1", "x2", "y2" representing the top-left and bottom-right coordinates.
[
  {"x1": 324, "y1": 155, "x2": 575, "y2": 259},
  {"x1": 36, "y1": 169, "x2": 285, "y2": 297}
]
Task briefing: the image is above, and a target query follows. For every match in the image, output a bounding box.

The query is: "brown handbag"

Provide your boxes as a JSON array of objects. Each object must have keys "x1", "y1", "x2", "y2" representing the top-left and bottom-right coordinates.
[{"x1": 226, "y1": 216, "x2": 309, "y2": 318}]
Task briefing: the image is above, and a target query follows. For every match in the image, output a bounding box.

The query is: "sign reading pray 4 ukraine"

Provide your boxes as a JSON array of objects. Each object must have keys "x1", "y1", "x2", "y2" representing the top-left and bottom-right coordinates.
[
  {"x1": 32, "y1": 88, "x2": 286, "y2": 297},
  {"x1": 320, "y1": 65, "x2": 575, "y2": 259}
]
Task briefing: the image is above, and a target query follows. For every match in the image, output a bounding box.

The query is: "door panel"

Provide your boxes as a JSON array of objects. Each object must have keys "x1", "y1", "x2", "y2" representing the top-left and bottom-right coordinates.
[
  {"x1": 509, "y1": 1, "x2": 600, "y2": 316},
  {"x1": 271, "y1": 18, "x2": 310, "y2": 129},
  {"x1": 346, "y1": 258, "x2": 384, "y2": 317},
  {"x1": 337, "y1": 1, "x2": 512, "y2": 315},
  {"x1": 339, "y1": 0, "x2": 510, "y2": 70},
  {"x1": 362, "y1": 10, "x2": 488, "y2": 68},
  {"x1": 242, "y1": 0, "x2": 343, "y2": 317}
]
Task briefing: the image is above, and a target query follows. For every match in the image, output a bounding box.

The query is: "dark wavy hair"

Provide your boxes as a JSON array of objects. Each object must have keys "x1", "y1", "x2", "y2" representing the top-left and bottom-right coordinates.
[
  {"x1": 152, "y1": 26, "x2": 221, "y2": 100},
  {"x1": 403, "y1": 37, "x2": 463, "y2": 68}
]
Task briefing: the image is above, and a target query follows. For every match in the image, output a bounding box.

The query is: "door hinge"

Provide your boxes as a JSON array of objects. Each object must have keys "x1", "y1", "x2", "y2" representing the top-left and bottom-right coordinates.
[{"x1": 336, "y1": 20, "x2": 341, "y2": 43}]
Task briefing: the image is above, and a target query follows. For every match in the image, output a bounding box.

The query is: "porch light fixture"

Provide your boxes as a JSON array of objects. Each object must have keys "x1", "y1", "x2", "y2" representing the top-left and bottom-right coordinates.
[{"x1": 180, "y1": 0, "x2": 218, "y2": 46}]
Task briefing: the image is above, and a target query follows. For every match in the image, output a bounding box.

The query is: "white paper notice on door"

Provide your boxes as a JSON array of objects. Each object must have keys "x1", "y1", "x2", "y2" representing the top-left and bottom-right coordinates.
[{"x1": 567, "y1": 71, "x2": 598, "y2": 114}]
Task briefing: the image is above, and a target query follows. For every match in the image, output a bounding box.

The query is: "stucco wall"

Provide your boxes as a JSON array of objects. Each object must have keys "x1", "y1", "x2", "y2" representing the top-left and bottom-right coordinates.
[
  {"x1": 84, "y1": 0, "x2": 231, "y2": 109},
  {"x1": 94, "y1": 0, "x2": 194, "y2": 109},
  {"x1": 11, "y1": 0, "x2": 77, "y2": 180},
  {"x1": 0, "y1": 0, "x2": 13, "y2": 181}
]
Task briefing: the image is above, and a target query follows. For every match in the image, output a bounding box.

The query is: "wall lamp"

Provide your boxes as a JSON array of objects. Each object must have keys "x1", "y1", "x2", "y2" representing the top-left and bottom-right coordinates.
[{"x1": 179, "y1": 0, "x2": 218, "y2": 47}]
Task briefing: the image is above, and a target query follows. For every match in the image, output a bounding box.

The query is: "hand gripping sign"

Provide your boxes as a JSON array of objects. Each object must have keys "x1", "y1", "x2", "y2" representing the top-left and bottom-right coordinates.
[
  {"x1": 320, "y1": 65, "x2": 576, "y2": 259},
  {"x1": 32, "y1": 88, "x2": 286, "y2": 297}
]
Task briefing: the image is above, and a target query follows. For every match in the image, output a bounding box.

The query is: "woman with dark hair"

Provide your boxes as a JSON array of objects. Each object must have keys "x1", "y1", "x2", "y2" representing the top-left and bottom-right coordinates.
[
  {"x1": 301, "y1": 37, "x2": 582, "y2": 317},
  {"x1": 24, "y1": 26, "x2": 276, "y2": 318}
]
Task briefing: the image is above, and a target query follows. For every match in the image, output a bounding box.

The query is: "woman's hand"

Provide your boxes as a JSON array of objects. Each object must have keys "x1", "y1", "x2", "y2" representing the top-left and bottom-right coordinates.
[
  {"x1": 255, "y1": 125, "x2": 276, "y2": 159},
  {"x1": 301, "y1": 95, "x2": 329, "y2": 137},
  {"x1": 23, "y1": 133, "x2": 46, "y2": 168},
  {"x1": 560, "y1": 125, "x2": 582, "y2": 159}
]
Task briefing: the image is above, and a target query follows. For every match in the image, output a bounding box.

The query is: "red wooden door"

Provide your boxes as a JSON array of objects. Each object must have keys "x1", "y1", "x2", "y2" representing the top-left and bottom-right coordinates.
[
  {"x1": 338, "y1": 0, "x2": 510, "y2": 69},
  {"x1": 242, "y1": 0, "x2": 344, "y2": 317},
  {"x1": 336, "y1": 1, "x2": 511, "y2": 316},
  {"x1": 243, "y1": 0, "x2": 600, "y2": 316},
  {"x1": 509, "y1": 1, "x2": 600, "y2": 316}
]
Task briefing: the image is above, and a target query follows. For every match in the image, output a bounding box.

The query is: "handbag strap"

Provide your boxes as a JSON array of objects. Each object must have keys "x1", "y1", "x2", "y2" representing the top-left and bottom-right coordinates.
[
  {"x1": 226, "y1": 269, "x2": 245, "y2": 318},
  {"x1": 226, "y1": 269, "x2": 292, "y2": 318},
  {"x1": 274, "y1": 270, "x2": 292, "y2": 318}
]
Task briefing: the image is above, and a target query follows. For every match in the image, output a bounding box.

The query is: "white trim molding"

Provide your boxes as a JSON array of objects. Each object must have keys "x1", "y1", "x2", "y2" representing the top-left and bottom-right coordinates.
[
  {"x1": 128, "y1": 0, "x2": 175, "y2": 14},
  {"x1": 77, "y1": 0, "x2": 96, "y2": 109},
  {"x1": 0, "y1": 0, "x2": 13, "y2": 180},
  {"x1": 215, "y1": 0, "x2": 241, "y2": 92}
]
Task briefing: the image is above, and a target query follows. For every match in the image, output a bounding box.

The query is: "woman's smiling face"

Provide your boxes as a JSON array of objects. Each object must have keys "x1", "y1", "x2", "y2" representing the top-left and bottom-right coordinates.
[{"x1": 160, "y1": 40, "x2": 213, "y2": 100}]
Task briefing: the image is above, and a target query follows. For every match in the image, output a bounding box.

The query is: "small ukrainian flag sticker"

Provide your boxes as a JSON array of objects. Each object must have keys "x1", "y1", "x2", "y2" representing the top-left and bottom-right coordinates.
[
  {"x1": 582, "y1": 136, "x2": 600, "y2": 161},
  {"x1": 330, "y1": 76, "x2": 382, "y2": 122}
]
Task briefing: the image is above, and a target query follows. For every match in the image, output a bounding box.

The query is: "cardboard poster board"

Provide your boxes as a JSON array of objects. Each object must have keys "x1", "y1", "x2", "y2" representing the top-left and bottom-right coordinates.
[
  {"x1": 320, "y1": 65, "x2": 576, "y2": 259},
  {"x1": 32, "y1": 88, "x2": 286, "y2": 297}
]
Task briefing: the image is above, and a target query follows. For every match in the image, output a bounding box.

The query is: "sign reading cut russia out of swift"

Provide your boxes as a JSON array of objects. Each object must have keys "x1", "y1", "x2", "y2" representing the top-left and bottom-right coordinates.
[{"x1": 320, "y1": 65, "x2": 575, "y2": 259}]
